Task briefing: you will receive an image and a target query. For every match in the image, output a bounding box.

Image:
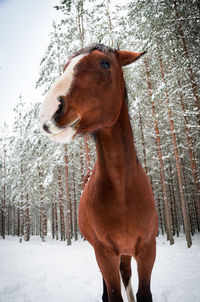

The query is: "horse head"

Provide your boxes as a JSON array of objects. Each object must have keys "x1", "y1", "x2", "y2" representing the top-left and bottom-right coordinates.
[{"x1": 40, "y1": 44, "x2": 145, "y2": 143}]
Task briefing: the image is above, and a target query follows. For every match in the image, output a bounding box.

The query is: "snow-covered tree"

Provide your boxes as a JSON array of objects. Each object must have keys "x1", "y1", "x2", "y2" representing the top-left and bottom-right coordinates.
[{"x1": 1, "y1": 0, "x2": 199, "y2": 246}]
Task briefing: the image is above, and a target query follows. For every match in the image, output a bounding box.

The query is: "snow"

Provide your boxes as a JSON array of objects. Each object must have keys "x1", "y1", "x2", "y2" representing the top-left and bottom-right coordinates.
[{"x1": 0, "y1": 234, "x2": 199, "y2": 302}]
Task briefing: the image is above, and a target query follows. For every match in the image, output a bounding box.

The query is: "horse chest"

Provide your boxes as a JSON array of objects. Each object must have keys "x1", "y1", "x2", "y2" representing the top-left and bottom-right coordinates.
[{"x1": 78, "y1": 179, "x2": 142, "y2": 249}]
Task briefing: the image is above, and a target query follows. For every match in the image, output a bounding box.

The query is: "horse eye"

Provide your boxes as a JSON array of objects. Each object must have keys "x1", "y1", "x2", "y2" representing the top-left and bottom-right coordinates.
[{"x1": 100, "y1": 59, "x2": 111, "y2": 69}]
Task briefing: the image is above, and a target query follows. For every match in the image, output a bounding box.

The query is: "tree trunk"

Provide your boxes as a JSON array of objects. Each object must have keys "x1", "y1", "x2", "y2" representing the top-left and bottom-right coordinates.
[
  {"x1": 40, "y1": 202, "x2": 45, "y2": 242},
  {"x1": 77, "y1": 2, "x2": 85, "y2": 48},
  {"x1": 64, "y1": 145, "x2": 72, "y2": 245},
  {"x1": 1, "y1": 149, "x2": 6, "y2": 239},
  {"x1": 168, "y1": 180, "x2": 176, "y2": 236},
  {"x1": 72, "y1": 168, "x2": 78, "y2": 241},
  {"x1": 52, "y1": 203, "x2": 55, "y2": 239},
  {"x1": 53, "y1": 21, "x2": 63, "y2": 76},
  {"x1": 157, "y1": 195, "x2": 165, "y2": 236},
  {"x1": 174, "y1": 0, "x2": 200, "y2": 125},
  {"x1": 13, "y1": 205, "x2": 16, "y2": 236},
  {"x1": 173, "y1": 54, "x2": 200, "y2": 228},
  {"x1": 24, "y1": 193, "x2": 30, "y2": 241},
  {"x1": 106, "y1": 0, "x2": 114, "y2": 47},
  {"x1": 144, "y1": 57, "x2": 174, "y2": 244},
  {"x1": 55, "y1": 203, "x2": 59, "y2": 240},
  {"x1": 138, "y1": 105, "x2": 148, "y2": 174},
  {"x1": 158, "y1": 54, "x2": 192, "y2": 247},
  {"x1": 38, "y1": 170, "x2": 45, "y2": 242},
  {"x1": 17, "y1": 204, "x2": 20, "y2": 237},
  {"x1": 84, "y1": 135, "x2": 91, "y2": 175},
  {"x1": 58, "y1": 167, "x2": 65, "y2": 241},
  {"x1": 169, "y1": 160, "x2": 179, "y2": 237}
]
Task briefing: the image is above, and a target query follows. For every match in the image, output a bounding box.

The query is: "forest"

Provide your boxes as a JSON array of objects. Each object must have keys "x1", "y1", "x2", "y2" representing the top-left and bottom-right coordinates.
[{"x1": 0, "y1": 0, "x2": 199, "y2": 248}]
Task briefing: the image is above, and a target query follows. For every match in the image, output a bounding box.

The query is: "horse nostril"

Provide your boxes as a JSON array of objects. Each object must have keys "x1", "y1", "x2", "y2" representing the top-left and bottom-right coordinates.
[
  {"x1": 57, "y1": 95, "x2": 64, "y2": 102},
  {"x1": 54, "y1": 96, "x2": 66, "y2": 122},
  {"x1": 57, "y1": 96, "x2": 65, "y2": 107},
  {"x1": 56, "y1": 103, "x2": 63, "y2": 115},
  {"x1": 43, "y1": 123, "x2": 51, "y2": 134}
]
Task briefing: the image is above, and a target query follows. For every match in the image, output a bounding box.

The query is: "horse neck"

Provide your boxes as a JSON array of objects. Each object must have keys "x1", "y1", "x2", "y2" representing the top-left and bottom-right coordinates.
[{"x1": 95, "y1": 99, "x2": 138, "y2": 185}]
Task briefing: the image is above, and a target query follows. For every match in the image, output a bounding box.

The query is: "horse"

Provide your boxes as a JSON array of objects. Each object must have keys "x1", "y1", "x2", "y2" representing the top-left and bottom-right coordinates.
[{"x1": 40, "y1": 44, "x2": 158, "y2": 302}]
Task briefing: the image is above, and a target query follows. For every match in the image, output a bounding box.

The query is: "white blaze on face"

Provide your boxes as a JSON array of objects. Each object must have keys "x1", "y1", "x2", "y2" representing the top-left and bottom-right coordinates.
[{"x1": 40, "y1": 53, "x2": 87, "y2": 143}]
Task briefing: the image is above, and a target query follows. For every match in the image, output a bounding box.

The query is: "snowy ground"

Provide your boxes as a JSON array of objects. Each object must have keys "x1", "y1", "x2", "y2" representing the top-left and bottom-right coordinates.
[{"x1": 0, "y1": 235, "x2": 199, "y2": 302}]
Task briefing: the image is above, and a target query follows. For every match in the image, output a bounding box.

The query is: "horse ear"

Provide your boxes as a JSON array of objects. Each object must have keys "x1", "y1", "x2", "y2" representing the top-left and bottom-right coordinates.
[{"x1": 117, "y1": 50, "x2": 146, "y2": 66}]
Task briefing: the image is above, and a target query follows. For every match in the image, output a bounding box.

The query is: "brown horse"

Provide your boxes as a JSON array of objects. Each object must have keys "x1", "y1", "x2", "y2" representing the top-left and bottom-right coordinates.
[{"x1": 40, "y1": 44, "x2": 158, "y2": 302}]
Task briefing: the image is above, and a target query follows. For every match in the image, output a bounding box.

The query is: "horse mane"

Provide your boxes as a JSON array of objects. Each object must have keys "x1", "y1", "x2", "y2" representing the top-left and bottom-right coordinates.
[{"x1": 72, "y1": 43, "x2": 117, "y2": 58}]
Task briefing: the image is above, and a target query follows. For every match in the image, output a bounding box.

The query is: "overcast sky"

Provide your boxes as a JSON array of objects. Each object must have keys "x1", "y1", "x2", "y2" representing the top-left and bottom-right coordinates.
[
  {"x1": 0, "y1": 0, "x2": 60, "y2": 127},
  {"x1": 0, "y1": 0, "x2": 128, "y2": 129}
]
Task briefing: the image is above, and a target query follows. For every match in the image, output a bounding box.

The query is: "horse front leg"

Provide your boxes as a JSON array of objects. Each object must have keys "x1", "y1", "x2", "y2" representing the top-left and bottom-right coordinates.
[
  {"x1": 120, "y1": 255, "x2": 135, "y2": 302},
  {"x1": 102, "y1": 278, "x2": 109, "y2": 302},
  {"x1": 135, "y1": 239, "x2": 156, "y2": 302},
  {"x1": 94, "y1": 245, "x2": 123, "y2": 302}
]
